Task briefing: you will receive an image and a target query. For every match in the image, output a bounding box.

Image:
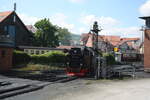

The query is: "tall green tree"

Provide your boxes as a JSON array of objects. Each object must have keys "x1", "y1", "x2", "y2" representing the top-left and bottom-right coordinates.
[
  {"x1": 34, "y1": 18, "x2": 59, "y2": 47},
  {"x1": 57, "y1": 27, "x2": 72, "y2": 45}
]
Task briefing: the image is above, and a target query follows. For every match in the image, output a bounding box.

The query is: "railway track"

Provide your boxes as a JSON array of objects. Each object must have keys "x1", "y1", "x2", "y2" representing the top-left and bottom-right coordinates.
[
  {"x1": 0, "y1": 75, "x2": 78, "y2": 99},
  {"x1": 18, "y1": 73, "x2": 78, "y2": 83},
  {"x1": 55, "y1": 76, "x2": 78, "y2": 83}
]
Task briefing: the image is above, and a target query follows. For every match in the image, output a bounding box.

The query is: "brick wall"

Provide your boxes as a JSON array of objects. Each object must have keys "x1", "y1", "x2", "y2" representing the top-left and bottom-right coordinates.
[
  {"x1": 144, "y1": 29, "x2": 150, "y2": 71},
  {"x1": 0, "y1": 47, "x2": 13, "y2": 71}
]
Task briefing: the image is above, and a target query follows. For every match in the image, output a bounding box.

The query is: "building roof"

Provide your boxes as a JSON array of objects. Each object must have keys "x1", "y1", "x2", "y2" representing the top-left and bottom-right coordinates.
[
  {"x1": 85, "y1": 34, "x2": 93, "y2": 47},
  {"x1": 57, "y1": 45, "x2": 75, "y2": 49},
  {"x1": 0, "y1": 11, "x2": 13, "y2": 22},
  {"x1": 139, "y1": 16, "x2": 150, "y2": 28},
  {"x1": 26, "y1": 25, "x2": 37, "y2": 33},
  {"x1": 80, "y1": 33, "x2": 90, "y2": 43},
  {"x1": 139, "y1": 16, "x2": 150, "y2": 20},
  {"x1": 100, "y1": 35, "x2": 120, "y2": 42},
  {"x1": 100, "y1": 35, "x2": 121, "y2": 46},
  {"x1": 121, "y1": 38, "x2": 139, "y2": 41},
  {"x1": 0, "y1": 11, "x2": 35, "y2": 47},
  {"x1": 19, "y1": 46, "x2": 64, "y2": 50},
  {"x1": 80, "y1": 33, "x2": 140, "y2": 48},
  {"x1": 0, "y1": 11, "x2": 31, "y2": 32},
  {"x1": 0, "y1": 11, "x2": 30, "y2": 34}
]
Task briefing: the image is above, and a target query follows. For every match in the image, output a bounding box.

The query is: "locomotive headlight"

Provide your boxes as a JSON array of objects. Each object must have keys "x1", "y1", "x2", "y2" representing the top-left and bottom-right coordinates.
[
  {"x1": 80, "y1": 63, "x2": 83, "y2": 66},
  {"x1": 74, "y1": 50, "x2": 77, "y2": 53}
]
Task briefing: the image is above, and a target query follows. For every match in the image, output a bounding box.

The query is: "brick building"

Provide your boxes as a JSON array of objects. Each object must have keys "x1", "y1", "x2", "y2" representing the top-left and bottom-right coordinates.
[
  {"x1": 0, "y1": 30, "x2": 14, "y2": 71},
  {"x1": 0, "y1": 46, "x2": 13, "y2": 71},
  {"x1": 0, "y1": 10, "x2": 32, "y2": 71},
  {"x1": 140, "y1": 16, "x2": 150, "y2": 71}
]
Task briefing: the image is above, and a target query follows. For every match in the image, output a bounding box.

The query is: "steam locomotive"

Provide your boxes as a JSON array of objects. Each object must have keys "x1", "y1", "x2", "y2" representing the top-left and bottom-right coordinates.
[
  {"x1": 66, "y1": 46, "x2": 100, "y2": 77},
  {"x1": 66, "y1": 21, "x2": 103, "y2": 78}
]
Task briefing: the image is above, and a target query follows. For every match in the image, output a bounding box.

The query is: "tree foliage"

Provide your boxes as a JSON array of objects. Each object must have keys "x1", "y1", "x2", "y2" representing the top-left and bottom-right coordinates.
[
  {"x1": 31, "y1": 18, "x2": 72, "y2": 47},
  {"x1": 34, "y1": 18, "x2": 59, "y2": 47},
  {"x1": 57, "y1": 27, "x2": 72, "y2": 45}
]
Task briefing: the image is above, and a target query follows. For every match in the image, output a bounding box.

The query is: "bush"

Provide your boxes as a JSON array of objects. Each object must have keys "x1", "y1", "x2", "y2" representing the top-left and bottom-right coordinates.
[
  {"x1": 30, "y1": 51, "x2": 67, "y2": 65},
  {"x1": 103, "y1": 53, "x2": 116, "y2": 65},
  {"x1": 13, "y1": 50, "x2": 31, "y2": 66}
]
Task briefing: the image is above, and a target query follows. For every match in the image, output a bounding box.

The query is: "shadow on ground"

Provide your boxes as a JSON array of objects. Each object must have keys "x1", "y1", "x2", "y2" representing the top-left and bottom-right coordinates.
[{"x1": 0, "y1": 70, "x2": 69, "y2": 82}]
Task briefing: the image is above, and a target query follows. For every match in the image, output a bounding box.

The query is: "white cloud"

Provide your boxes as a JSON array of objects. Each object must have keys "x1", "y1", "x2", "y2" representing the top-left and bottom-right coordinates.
[
  {"x1": 18, "y1": 13, "x2": 75, "y2": 33},
  {"x1": 78, "y1": 26, "x2": 141, "y2": 37},
  {"x1": 80, "y1": 14, "x2": 119, "y2": 28},
  {"x1": 101, "y1": 27, "x2": 141, "y2": 38},
  {"x1": 79, "y1": 27, "x2": 87, "y2": 33},
  {"x1": 139, "y1": 0, "x2": 150, "y2": 16},
  {"x1": 50, "y1": 13, "x2": 75, "y2": 33},
  {"x1": 18, "y1": 13, "x2": 40, "y2": 25},
  {"x1": 17, "y1": 12, "x2": 141, "y2": 38},
  {"x1": 80, "y1": 14, "x2": 141, "y2": 37}
]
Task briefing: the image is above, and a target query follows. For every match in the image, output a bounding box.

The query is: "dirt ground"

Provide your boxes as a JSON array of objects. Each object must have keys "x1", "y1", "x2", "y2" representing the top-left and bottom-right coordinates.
[{"x1": 5, "y1": 75, "x2": 150, "y2": 100}]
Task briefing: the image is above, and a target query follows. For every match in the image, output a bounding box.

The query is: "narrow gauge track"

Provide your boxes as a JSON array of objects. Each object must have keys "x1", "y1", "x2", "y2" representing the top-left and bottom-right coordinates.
[
  {"x1": 54, "y1": 76, "x2": 78, "y2": 83},
  {"x1": 28, "y1": 75, "x2": 79, "y2": 83},
  {"x1": 0, "y1": 76, "x2": 78, "y2": 99},
  {"x1": 2, "y1": 70, "x2": 79, "y2": 83},
  {"x1": 20, "y1": 74, "x2": 79, "y2": 83}
]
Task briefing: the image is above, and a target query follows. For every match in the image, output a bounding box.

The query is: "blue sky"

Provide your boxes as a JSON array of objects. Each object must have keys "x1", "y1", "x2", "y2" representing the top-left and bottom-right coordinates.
[{"x1": 0, "y1": 0, "x2": 150, "y2": 37}]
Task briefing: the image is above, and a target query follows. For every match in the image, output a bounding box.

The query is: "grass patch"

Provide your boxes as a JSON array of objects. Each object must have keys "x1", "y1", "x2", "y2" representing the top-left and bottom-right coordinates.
[{"x1": 14, "y1": 64, "x2": 65, "y2": 71}]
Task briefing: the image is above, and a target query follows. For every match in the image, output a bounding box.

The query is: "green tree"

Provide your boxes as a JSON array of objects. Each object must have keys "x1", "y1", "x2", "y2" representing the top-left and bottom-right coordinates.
[
  {"x1": 57, "y1": 27, "x2": 72, "y2": 45},
  {"x1": 34, "y1": 18, "x2": 59, "y2": 47}
]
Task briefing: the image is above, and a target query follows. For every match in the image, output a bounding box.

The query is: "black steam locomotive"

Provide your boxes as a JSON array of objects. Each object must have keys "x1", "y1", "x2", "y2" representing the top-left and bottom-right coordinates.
[
  {"x1": 66, "y1": 21, "x2": 103, "y2": 78},
  {"x1": 66, "y1": 46, "x2": 100, "y2": 77}
]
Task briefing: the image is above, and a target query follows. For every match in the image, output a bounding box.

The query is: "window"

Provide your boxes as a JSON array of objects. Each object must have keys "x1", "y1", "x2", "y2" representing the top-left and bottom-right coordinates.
[
  {"x1": 41, "y1": 51, "x2": 45, "y2": 54},
  {"x1": 3, "y1": 26, "x2": 8, "y2": 35},
  {"x1": 24, "y1": 50, "x2": 28, "y2": 53},
  {"x1": 4, "y1": 26, "x2": 8, "y2": 32},
  {"x1": 8, "y1": 25, "x2": 15, "y2": 38},
  {"x1": 1, "y1": 50, "x2": 6, "y2": 58},
  {"x1": 36, "y1": 50, "x2": 39, "y2": 55},
  {"x1": 31, "y1": 50, "x2": 34, "y2": 55},
  {"x1": 3, "y1": 25, "x2": 15, "y2": 38}
]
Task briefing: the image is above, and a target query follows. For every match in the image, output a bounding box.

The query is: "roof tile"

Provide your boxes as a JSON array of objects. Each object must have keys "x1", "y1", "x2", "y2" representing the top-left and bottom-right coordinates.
[{"x1": 0, "y1": 11, "x2": 13, "y2": 22}]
